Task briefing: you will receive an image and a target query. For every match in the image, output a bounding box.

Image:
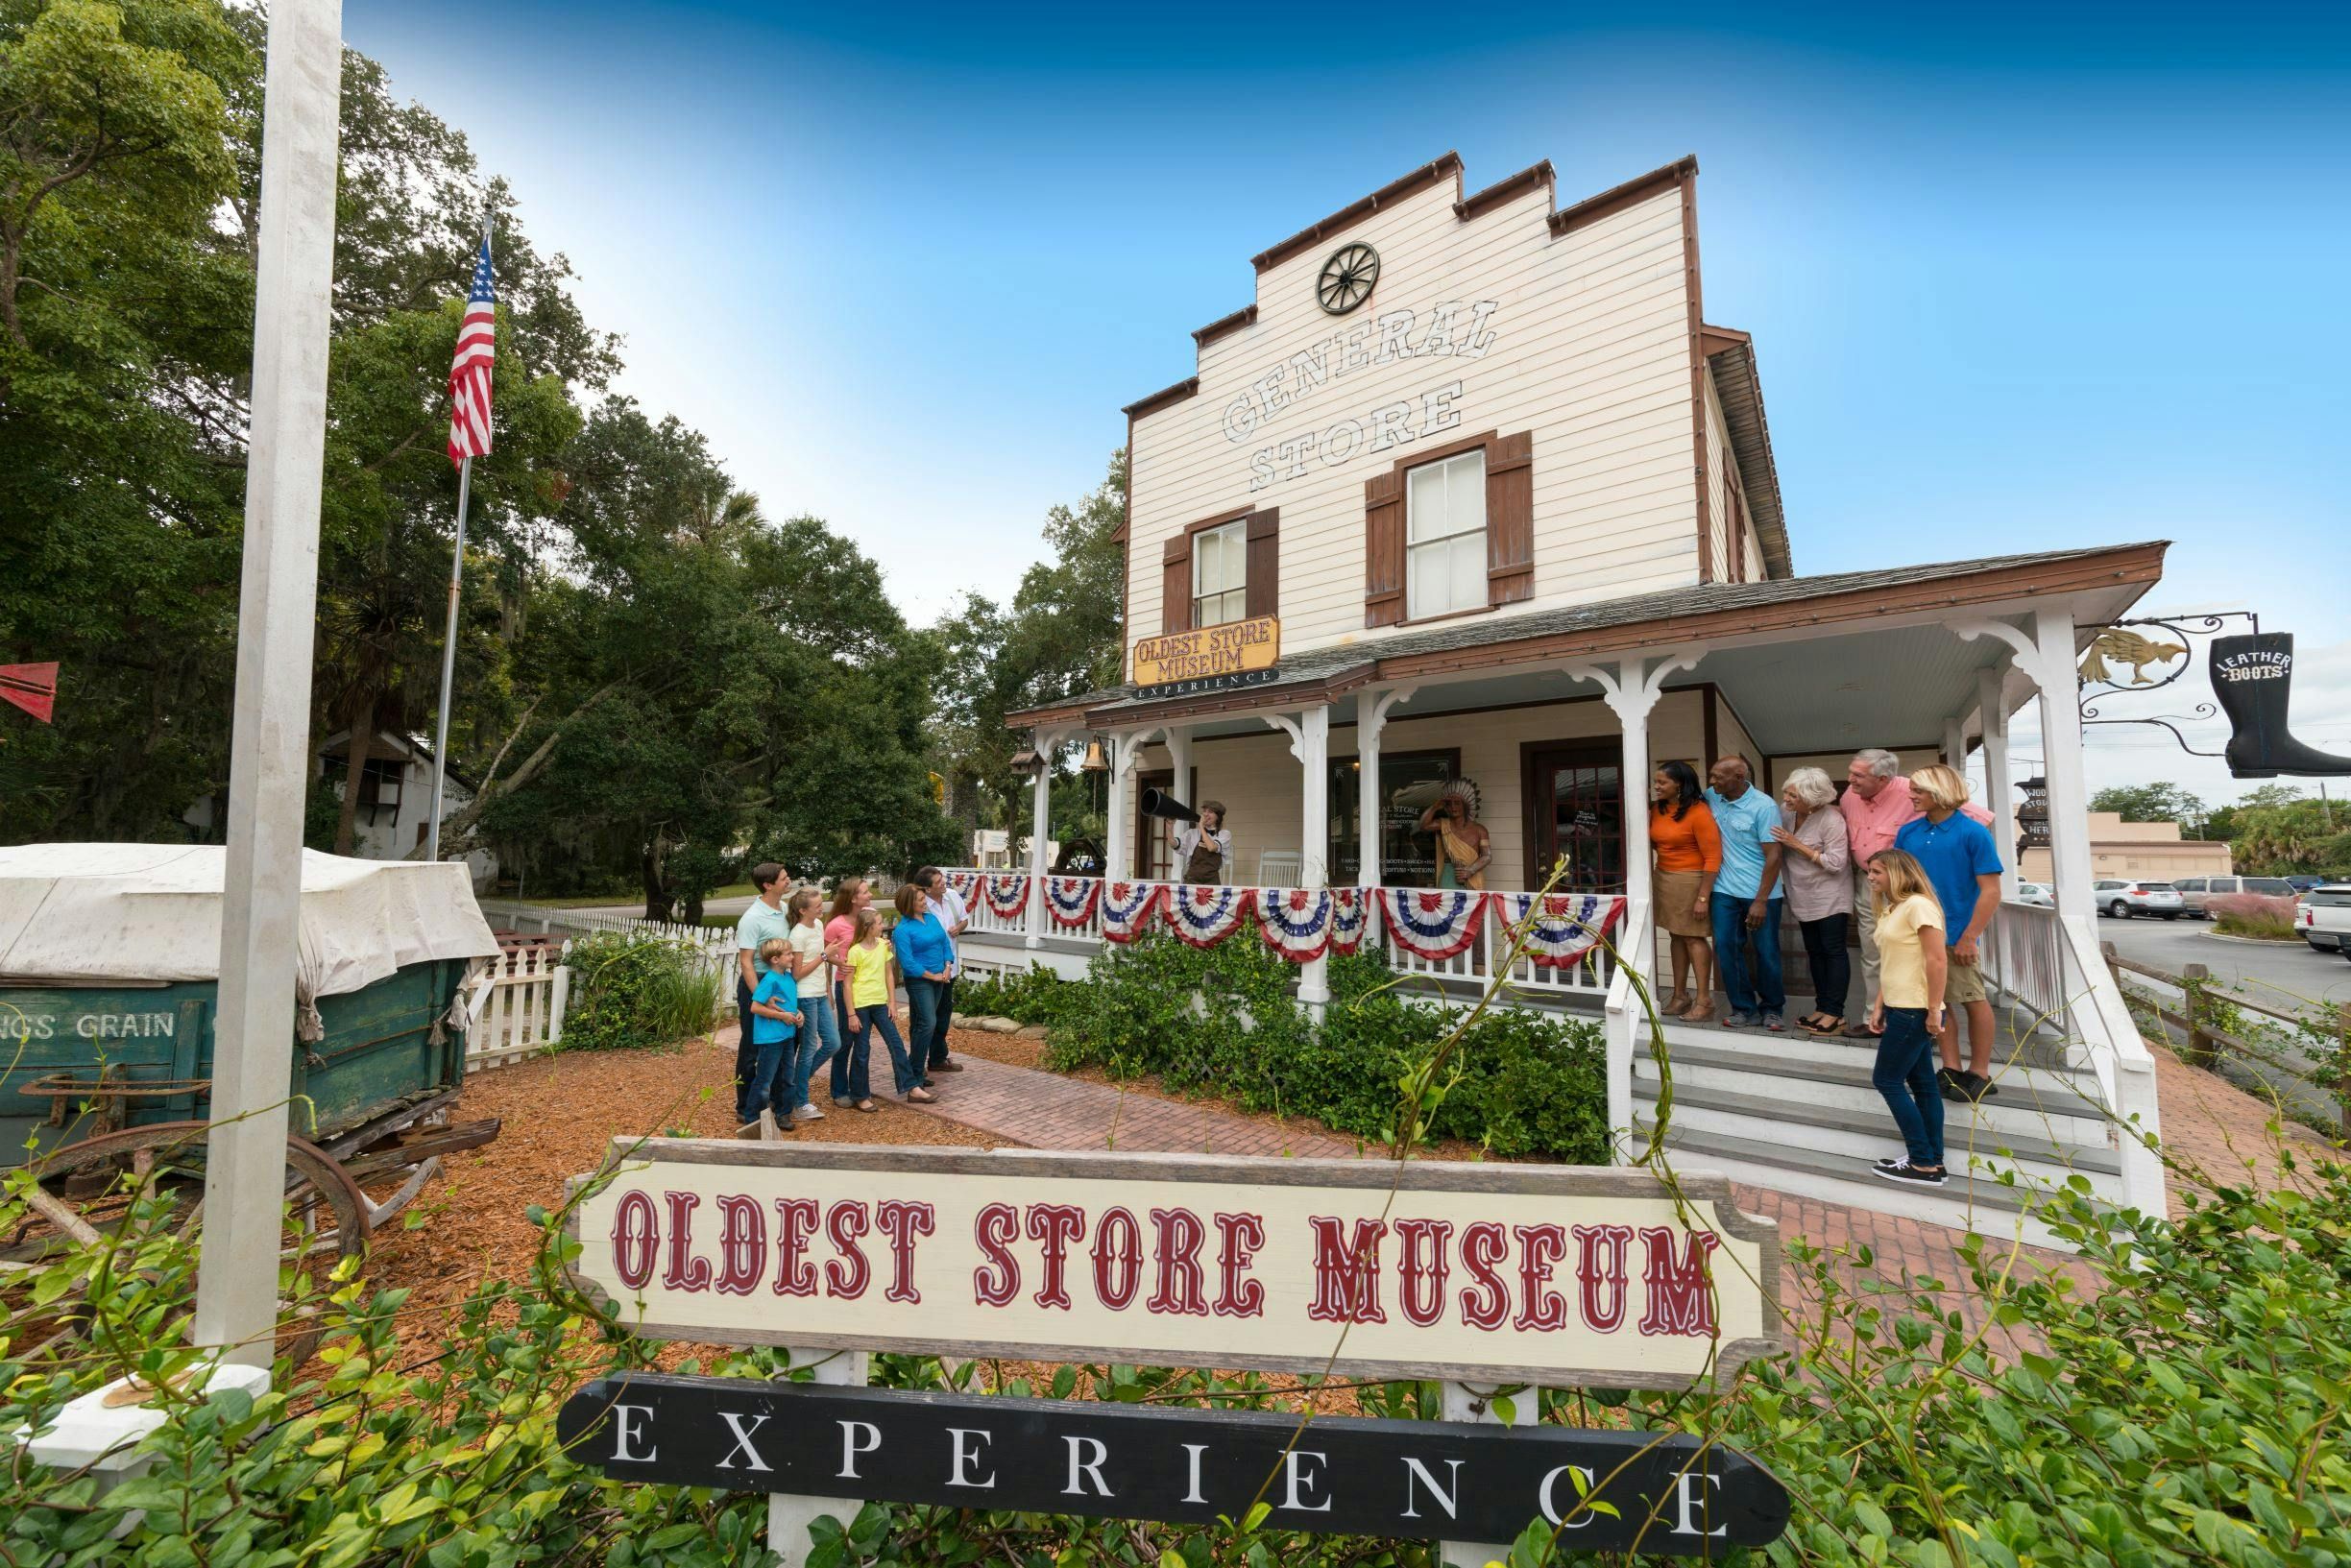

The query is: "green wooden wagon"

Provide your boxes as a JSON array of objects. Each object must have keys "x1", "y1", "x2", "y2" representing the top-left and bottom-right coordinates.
[{"x1": 0, "y1": 845, "x2": 507, "y2": 1363}]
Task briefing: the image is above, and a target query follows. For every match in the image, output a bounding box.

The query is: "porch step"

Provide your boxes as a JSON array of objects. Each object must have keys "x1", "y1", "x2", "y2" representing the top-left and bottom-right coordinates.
[
  {"x1": 1629, "y1": 1123, "x2": 2096, "y2": 1252},
  {"x1": 1651, "y1": 1029, "x2": 2112, "y2": 1124},
  {"x1": 1637, "y1": 1046, "x2": 2112, "y2": 1146},
  {"x1": 1638, "y1": 1082, "x2": 2121, "y2": 1179}
]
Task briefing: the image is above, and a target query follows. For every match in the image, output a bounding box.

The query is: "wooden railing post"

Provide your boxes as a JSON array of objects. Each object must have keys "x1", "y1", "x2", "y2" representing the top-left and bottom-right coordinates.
[{"x1": 2181, "y1": 962, "x2": 2214, "y2": 1068}]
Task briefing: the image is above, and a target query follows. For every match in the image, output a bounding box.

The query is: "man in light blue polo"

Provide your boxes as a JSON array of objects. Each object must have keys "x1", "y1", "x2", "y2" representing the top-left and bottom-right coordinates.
[{"x1": 1705, "y1": 757, "x2": 1786, "y2": 1030}]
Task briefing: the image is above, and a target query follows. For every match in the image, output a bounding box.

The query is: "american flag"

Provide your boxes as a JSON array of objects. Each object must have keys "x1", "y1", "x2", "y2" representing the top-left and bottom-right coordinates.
[{"x1": 447, "y1": 231, "x2": 496, "y2": 465}]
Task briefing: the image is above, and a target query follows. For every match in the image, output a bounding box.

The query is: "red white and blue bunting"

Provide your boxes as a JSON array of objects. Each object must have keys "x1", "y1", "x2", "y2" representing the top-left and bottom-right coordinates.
[
  {"x1": 1379, "y1": 888, "x2": 1490, "y2": 961},
  {"x1": 1494, "y1": 891, "x2": 1623, "y2": 969},
  {"x1": 982, "y1": 873, "x2": 1030, "y2": 919},
  {"x1": 1043, "y1": 876, "x2": 1102, "y2": 928},
  {"x1": 945, "y1": 870, "x2": 982, "y2": 905},
  {"x1": 1167, "y1": 884, "x2": 1254, "y2": 949},
  {"x1": 1254, "y1": 886, "x2": 1332, "y2": 962},
  {"x1": 1099, "y1": 880, "x2": 1165, "y2": 944},
  {"x1": 1328, "y1": 887, "x2": 1373, "y2": 956}
]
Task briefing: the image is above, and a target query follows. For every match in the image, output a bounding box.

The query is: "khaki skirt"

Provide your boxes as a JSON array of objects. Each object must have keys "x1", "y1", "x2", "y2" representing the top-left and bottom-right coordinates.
[{"x1": 1654, "y1": 869, "x2": 1709, "y2": 938}]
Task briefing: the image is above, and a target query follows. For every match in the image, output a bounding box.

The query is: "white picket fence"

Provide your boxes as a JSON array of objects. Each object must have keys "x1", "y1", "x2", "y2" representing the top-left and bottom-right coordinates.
[
  {"x1": 459, "y1": 902, "x2": 745, "y2": 1073},
  {"x1": 463, "y1": 943, "x2": 570, "y2": 1072}
]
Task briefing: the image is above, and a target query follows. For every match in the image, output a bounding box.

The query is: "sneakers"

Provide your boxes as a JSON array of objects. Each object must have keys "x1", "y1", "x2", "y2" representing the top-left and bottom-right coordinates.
[
  {"x1": 1722, "y1": 1011, "x2": 1760, "y2": 1030},
  {"x1": 1760, "y1": 1010, "x2": 1785, "y2": 1033},
  {"x1": 1872, "y1": 1160, "x2": 1948, "y2": 1187},
  {"x1": 1939, "y1": 1069, "x2": 1999, "y2": 1104},
  {"x1": 1937, "y1": 1068, "x2": 1967, "y2": 1103},
  {"x1": 931, "y1": 1059, "x2": 965, "y2": 1073},
  {"x1": 794, "y1": 1103, "x2": 824, "y2": 1123}
]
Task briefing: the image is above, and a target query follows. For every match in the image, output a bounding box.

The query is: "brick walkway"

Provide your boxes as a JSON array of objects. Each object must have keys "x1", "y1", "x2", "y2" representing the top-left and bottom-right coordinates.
[{"x1": 912, "y1": 1053, "x2": 1367, "y2": 1160}]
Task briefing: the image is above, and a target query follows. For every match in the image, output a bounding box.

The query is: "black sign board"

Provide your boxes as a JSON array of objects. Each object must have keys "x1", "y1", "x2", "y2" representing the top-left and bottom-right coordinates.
[
  {"x1": 1133, "y1": 665, "x2": 1284, "y2": 701},
  {"x1": 558, "y1": 1375, "x2": 1788, "y2": 1554}
]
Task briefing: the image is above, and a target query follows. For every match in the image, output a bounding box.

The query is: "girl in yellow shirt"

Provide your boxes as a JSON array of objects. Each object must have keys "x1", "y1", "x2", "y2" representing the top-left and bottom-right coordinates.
[
  {"x1": 842, "y1": 908, "x2": 924, "y2": 1108},
  {"x1": 1865, "y1": 850, "x2": 1949, "y2": 1188}
]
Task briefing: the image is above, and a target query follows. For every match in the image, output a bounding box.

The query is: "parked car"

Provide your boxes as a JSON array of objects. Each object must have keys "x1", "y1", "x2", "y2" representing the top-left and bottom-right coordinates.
[
  {"x1": 2298, "y1": 885, "x2": 2351, "y2": 957},
  {"x1": 2015, "y1": 881, "x2": 2055, "y2": 908},
  {"x1": 2174, "y1": 874, "x2": 2297, "y2": 917},
  {"x1": 2094, "y1": 879, "x2": 2185, "y2": 919},
  {"x1": 2285, "y1": 875, "x2": 2329, "y2": 895}
]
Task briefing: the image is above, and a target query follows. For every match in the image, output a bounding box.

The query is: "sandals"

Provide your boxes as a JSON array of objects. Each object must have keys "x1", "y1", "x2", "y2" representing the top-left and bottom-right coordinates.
[
  {"x1": 1678, "y1": 1000, "x2": 1716, "y2": 1024},
  {"x1": 1798, "y1": 1013, "x2": 1844, "y2": 1036},
  {"x1": 1662, "y1": 990, "x2": 1691, "y2": 1018}
]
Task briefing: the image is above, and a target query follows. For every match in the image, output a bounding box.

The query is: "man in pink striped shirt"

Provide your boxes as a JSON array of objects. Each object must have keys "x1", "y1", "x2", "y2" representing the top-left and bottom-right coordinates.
[{"x1": 1838, "y1": 749, "x2": 1993, "y2": 1036}]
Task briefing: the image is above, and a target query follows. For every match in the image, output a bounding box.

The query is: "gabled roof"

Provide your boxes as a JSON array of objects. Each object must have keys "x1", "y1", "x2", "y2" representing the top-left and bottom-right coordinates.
[{"x1": 1701, "y1": 326, "x2": 1793, "y2": 579}]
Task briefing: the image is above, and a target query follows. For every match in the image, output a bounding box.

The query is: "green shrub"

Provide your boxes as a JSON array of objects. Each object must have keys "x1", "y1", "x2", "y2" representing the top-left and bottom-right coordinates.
[
  {"x1": 1036, "y1": 933, "x2": 1609, "y2": 1161},
  {"x1": 561, "y1": 932, "x2": 725, "y2": 1050},
  {"x1": 953, "y1": 962, "x2": 1075, "y2": 1025}
]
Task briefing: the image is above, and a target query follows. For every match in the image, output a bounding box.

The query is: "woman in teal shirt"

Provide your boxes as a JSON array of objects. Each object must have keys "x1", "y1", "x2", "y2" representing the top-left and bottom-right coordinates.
[{"x1": 890, "y1": 882, "x2": 954, "y2": 1096}]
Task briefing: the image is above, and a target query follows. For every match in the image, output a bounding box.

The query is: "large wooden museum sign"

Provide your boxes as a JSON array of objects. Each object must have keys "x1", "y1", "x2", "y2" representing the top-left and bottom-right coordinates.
[
  {"x1": 566, "y1": 1144, "x2": 1781, "y2": 1388},
  {"x1": 1131, "y1": 615, "x2": 1281, "y2": 699}
]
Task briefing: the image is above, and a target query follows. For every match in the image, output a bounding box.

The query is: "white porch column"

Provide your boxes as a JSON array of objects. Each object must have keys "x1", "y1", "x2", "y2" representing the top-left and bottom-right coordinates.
[
  {"x1": 1164, "y1": 726, "x2": 1193, "y2": 880},
  {"x1": 1584, "y1": 649, "x2": 1702, "y2": 1160},
  {"x1": 1024, "y1": 730, "x2": 1059, "y2": 951},
  {"x1": 1106, "y1": 729, "x2": 1163, "y2": 884},
  {"x1": 2029, "y1": 611, "x2": 2097, "y2": 922},
  {"x1": 1297, "y1": 706, "x2": 1332, "y2": 1013},
  {"x1": 194, "y1": 0, "x2": 345, "y2": 1373},
  {"x1": 1355, "y1": 688, "x2": 1417, "y2": 886},
  {"x1": 1977, "y1": 666, "x2": 2018, "y2": 899},
  {"x1": 1943, "y1": 716, "x2": 1969, "y2": 772}
]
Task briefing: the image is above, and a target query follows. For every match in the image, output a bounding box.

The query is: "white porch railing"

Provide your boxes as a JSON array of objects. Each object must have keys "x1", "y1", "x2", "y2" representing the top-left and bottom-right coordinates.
[
  {"x1": 1979, "y1": 898, "x2": 2166, "y2": 1214},
  {"x1": 462, "y1": 942, "x2": 570, "y2": 1071},
  {"x1": 943, "y1": 871, "x2": 1623, "y2": 1002}
]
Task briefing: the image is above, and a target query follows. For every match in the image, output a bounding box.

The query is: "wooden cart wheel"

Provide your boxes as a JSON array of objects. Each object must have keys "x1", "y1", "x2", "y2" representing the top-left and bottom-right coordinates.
[{"x1": 0, "y1": 1121, "x2": 371, "y2": 1370}]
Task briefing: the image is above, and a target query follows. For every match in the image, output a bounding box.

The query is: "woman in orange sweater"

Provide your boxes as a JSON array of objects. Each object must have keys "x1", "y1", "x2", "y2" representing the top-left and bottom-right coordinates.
[{"x1": 1650, "y1": 760, "x2": 1722, "y2": 1022}]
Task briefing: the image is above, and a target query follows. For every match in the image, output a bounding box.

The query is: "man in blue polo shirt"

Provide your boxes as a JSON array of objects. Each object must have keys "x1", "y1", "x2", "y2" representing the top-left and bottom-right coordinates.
[
  {"x1": 1704, "y1": 757, "x2": 1786, "y2": 1030},
  {"x1": 1893, "y1": 764, "x2": 2004, "y2": 1103}
]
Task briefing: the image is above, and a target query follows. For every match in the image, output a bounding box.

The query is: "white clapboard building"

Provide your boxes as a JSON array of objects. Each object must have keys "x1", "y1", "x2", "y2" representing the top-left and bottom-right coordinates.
[{"x1": 964, "y1": 153, "x2": 2167, "y2": 1241}]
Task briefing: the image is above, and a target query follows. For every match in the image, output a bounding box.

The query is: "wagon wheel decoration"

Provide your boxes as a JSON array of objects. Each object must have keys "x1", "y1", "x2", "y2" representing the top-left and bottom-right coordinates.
[
  {"x1": 0, "y1": 1122, "x2": 369, "y2": 1371},
  {"x1": 1316, "y1": 242, "x2": 1379, "y2": 315}
]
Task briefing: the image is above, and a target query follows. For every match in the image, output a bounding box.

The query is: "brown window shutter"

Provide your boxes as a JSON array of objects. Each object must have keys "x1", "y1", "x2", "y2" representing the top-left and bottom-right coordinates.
[
  {"x1": 1485, "y1": 430, "x2": 1535, "y2": 606},
  {"x1": 1161, "y1": 533, "x2": 1192, "y2": 634},
  {"x1": 1364, "y1": 474, "x2": 1404, "y2": 626},
  {"x1": 1244, "y1": 508, "x2": 1279, "y2": 619}
]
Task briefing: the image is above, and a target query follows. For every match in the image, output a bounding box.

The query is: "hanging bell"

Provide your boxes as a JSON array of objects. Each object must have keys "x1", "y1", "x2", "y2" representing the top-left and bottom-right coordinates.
[{"x1": 1079, "y1": 736, "x2": 1109, "y2": 772}]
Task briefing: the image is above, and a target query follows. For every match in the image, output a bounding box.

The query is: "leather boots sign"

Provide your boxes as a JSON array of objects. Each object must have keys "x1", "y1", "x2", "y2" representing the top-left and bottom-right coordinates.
[{"x1": 2211, "y1": 633, "x2": 2351, "y2": 778}]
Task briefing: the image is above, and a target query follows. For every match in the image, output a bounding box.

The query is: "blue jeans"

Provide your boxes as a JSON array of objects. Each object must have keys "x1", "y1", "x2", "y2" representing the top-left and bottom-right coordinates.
[
  {"x1": 905, "y1": 977, "x2": 949, "y2": 1078},
  {"x1": 733, "y1": 977, "x2": 761, "y2": 1107},
  {"x1": 830, "y1": 977, "x2": 854, "y2": 1098},
  {"x1": 858, "y1": 1002, "x2": 922, "y2": 1095},
  {"x1": 1709, "y1": 893, "x2": 1786, "y2": 1014},
  {"x1": 1873, "y1": 1006, "x2": 1945, "y2": 1169},
  {"x1": 790, "y1": 996, "x2": 841, "y2": 1111},
  {"x1": 740, "y1": 1029, "x2": 797, "y2": 1124}
]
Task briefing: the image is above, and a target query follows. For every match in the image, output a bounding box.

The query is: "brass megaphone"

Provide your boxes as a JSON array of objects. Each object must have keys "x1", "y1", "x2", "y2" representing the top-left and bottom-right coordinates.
[{"x1": 1138, "y1": 787, "x2": 1200, "y2": 825}]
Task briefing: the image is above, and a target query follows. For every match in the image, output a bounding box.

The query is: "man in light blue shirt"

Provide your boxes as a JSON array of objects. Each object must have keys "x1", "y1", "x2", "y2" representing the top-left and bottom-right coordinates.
[
  {"x1": 733, "y1": 863, "x2": 795, "y2": 1119},
  {"x1": 1704, "y1": 757, "x2": 1786, "y2": 1029}
]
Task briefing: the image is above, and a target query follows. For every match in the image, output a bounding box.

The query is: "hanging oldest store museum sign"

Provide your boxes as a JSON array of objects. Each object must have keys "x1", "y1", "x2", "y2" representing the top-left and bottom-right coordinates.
[
  {"x1": 566, "y1": 1143, "x2": 1781, "y2": 1387},
  {"x1": 1132, "y1": 615, "x2": 1281, "y2": 699}
]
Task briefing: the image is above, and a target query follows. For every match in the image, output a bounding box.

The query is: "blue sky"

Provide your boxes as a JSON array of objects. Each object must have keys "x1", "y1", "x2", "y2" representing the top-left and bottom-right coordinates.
[{"x1": 344, "y1": 2, "x2": 2351, "y2": 803}]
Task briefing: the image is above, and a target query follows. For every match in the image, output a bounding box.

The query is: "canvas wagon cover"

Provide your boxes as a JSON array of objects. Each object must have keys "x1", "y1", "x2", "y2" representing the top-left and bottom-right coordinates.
[{"x1": 0, "y1": 845, "x2": 499, "y2": 1010}]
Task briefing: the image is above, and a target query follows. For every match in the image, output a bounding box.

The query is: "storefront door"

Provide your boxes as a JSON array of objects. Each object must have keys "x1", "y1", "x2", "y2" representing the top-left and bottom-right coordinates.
[{"x1": 1524, "y1": 741, "x2": 1626, "y2": 892}]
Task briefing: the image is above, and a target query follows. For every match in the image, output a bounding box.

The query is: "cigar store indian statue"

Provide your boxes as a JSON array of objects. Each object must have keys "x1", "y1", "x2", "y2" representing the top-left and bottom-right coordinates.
[{"x1": 1418, "y1": 778, "x2": 1492, "y2": 890}]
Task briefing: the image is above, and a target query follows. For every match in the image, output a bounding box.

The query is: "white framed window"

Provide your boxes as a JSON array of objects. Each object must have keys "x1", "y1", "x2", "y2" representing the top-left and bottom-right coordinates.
[
  {"x1": 1406, "y1": 449, "x2": 1486, "y2": 619},
  {"x1": 1192, "y1": 519, "x2": 1248, "y2": 628}
]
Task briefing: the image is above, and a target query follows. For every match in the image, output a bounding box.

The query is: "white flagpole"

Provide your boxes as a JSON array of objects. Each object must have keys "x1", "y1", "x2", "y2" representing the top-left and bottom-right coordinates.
[{"x1": 425, "y1": 210, "x2": 490, "y2": 865}]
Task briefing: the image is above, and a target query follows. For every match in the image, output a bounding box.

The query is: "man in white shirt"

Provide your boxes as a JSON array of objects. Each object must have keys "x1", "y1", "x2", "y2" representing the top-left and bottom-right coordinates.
[
  {"x1": 731, "y1": 862, "x2": 793, "y2": 1115},
  {"x1": 1172, "y1": 802, "x2": 1232, "y2": 884},
  {"x1": 918, "y1": 867, "x2": 968, "y2": 1074}
]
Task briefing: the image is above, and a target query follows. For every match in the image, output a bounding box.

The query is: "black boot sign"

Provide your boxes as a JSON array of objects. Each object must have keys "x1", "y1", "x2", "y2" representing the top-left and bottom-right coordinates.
[{"x1": 2211, "y1": 633, "x2": 2351, "y2": 778}]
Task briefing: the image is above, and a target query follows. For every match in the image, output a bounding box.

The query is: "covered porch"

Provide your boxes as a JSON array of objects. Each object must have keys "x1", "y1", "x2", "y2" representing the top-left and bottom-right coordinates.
[{"x1": 986, "y1": 543, "x2": 2169, "y2": 1237}]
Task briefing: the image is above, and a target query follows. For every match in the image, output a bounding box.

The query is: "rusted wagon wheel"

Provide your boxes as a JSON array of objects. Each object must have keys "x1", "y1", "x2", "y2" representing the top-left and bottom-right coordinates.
[{"x1": 0, "y1": 1122, "x2": 370, "y2": 1370}]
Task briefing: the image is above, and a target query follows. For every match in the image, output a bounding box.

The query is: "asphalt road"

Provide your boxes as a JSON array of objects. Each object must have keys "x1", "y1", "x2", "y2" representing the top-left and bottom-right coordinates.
[
  {"x1": 2097, "y1": 910, "x2": 2346, "y2": 1129},
  {"x1": 2094, "y1": 910, "x2": 2351, "y2": 1015}
]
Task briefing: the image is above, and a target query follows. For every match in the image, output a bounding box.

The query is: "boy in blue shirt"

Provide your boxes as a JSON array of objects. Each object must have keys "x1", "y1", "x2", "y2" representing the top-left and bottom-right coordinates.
[{"x1": 742, "y1": 937, "x2": 803, "y2": 1129}]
